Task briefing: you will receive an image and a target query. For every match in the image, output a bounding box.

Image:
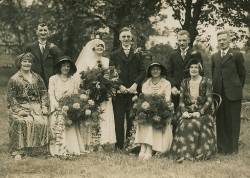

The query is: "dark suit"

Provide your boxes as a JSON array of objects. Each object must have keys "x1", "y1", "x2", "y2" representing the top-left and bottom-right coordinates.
[
  {"x1": 25, "y1": 41, "x2": 63, "y2": 88},
  {"x1": 110, "y1": 47, "x2": 146, "y2": 149},
  {"x1": 166, "y1": 48, "x2": 193, "y2": 110},
  {"x1": 211, "y1": 48, "x2": 246, "y2": 154}
]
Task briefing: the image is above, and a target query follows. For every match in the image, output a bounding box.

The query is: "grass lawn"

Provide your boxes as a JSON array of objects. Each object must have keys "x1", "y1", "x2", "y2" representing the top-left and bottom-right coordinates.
[{"x1": 0, "y1": 56, "x2": 250, "y2": 178}]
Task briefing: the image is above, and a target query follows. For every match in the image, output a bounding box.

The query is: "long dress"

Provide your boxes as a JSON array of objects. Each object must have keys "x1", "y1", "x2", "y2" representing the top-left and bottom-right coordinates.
[
  {"x1": 48, "y1": 74, "x2": 84, "y2": 156},
  {"x1": 7, "y1": 71, "x2": 49, "y2": 154},
  {"x1": 171, "y1": 77, "x2": 216, "y2": 160},
  {"x1": 77, "y1": 56, "x2": 116, "y2": 149},
  {"x1": 134, "y1": 78, "x2": 173, "y2": 153}
]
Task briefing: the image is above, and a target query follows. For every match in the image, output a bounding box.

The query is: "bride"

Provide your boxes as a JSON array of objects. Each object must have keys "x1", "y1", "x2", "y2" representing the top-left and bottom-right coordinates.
[{"x1": 75, "y1": 39, "x2": 116, "y2": 151}]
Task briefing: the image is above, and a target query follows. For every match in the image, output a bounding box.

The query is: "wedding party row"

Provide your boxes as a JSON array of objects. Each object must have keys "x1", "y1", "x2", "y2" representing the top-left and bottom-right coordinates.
[{"x1": 6, "y1": 23, "x2": 246, "y2": 163}]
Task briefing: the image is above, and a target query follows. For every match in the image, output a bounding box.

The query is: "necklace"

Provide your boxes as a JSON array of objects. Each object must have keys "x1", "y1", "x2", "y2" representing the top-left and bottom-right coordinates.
[{"x1": 151, "y1": 78, "x2": 161, "y2": 85}]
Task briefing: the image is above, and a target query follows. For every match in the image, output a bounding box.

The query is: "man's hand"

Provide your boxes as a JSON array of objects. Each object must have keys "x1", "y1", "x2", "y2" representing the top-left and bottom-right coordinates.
[
  {"x1": 171, "y1": 87, "x2": 180, "y2": 95},
  {"x1": 192, "y1": 112, "x2": 201, "y2": 118},
  {"x1": 128, "y1": 83, "x2": 138, "y2": 94},
  {"x1": 119, "y1": 85, "x2": 128, "y2": 94}
]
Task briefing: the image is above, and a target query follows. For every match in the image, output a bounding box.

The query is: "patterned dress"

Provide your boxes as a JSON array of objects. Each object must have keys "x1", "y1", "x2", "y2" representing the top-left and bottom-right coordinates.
[
  {"x1": 7, "y1": 71, "x2": 49, "y2": 153},
  {"x1": 171, "y1": 77, "x2": 216, "y2": 160}
]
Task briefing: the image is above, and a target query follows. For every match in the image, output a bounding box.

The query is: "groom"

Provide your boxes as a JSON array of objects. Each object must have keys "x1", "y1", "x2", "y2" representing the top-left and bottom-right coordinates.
[
  {"x1": 25, "y1": 22, "x2": 63, "y2": 88},
  {"x1": 110, "y1": 27, "x2": 146, "y2": 150}
]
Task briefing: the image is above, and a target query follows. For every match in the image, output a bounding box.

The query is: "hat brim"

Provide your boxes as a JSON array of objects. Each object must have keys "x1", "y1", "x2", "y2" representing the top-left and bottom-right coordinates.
[
  {"x1": 147, "y1": 63, "x2": 167, "y2": 78},
  {"x1": 54, "y1": 57, "x2": 77, "y2": 75}
]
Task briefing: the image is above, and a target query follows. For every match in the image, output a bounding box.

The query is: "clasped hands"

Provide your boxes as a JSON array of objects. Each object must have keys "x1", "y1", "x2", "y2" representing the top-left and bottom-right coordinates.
[
  {"x1": 119, "y1": 83, "x2": 137, "y2": 94},
  {"x1": 182, "y1": 111, "x2": 200, "y2": 119}
]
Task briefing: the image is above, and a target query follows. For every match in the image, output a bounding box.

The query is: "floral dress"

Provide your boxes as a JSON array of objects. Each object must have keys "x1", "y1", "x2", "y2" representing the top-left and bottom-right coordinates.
[
  {"x1": 171, "y1": 77, "x2": 216, "y2": 160},
  {"x1": 7, "y1": 71, "x2": 49, "y2": 154},
  {"x1": 128, "y1": 78, "x2": 173, "y2": 153},
  {"x1": 48, "y1": 75, "x2": 84, "y2": 156}
]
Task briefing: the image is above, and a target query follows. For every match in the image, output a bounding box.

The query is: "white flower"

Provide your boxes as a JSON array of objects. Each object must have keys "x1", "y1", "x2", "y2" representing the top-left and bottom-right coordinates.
[
  {"x1": 85, "y1": 109, "x2": 91, "y2": 116},
  {"x1": 132, "y1": 95, "x2": 138, "y2": 102},
  {"x1": 73, "y1": 103, "x2": 80, "y2": 109},
  {"x1": 96, "y1": 82, "x2": 101, "y2": 89},
  {"x1": 88, "y1": 100, "x2": 95, "y2": 106},
  {"x1": 141, "y1": 101, "x2": 150, "y2": 110},
  {"x1": 80, "y1": 94, "x2": 89, "y2": 101},
  {"x1": 152, "y1": 115, "x2": 161, "y2": 122},
  {"x1": 62, "y1": 105, "x2": 69, "y2": 112}
]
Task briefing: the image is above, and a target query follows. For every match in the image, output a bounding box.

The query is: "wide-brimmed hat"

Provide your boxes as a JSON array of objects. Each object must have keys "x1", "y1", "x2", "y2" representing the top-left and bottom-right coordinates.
[
  {"x1": 186, "y1": 51, "x2": 203, "y2": 74},
  {"x1": 147, "y1": 62, "x2": 167, "y2": 78},
  {"x1": 54, "y1": 56, "x2": 77, "y2": 75}
]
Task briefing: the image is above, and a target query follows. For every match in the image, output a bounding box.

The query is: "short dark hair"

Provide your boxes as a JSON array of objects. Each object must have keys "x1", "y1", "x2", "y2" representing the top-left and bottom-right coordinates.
[
  {"x1": 217, "y1": 30, "x2": 230, "y2": 37},
  {"x1": 37, "y1": 22, "x2": 48, "y2": 29},
  {"x1": 119, "y1": 27, "x2": 132, "y2": 34},
  {"x1": 177, "y1": 30, "x2": 190, "y2": 39}
]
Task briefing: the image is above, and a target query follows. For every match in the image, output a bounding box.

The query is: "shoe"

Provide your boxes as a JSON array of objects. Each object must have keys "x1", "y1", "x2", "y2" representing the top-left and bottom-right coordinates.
[
  {"x1": 14, "y1": 154, "x2": 22, "y2": 161},
  {"x1": 143, "y1": 153, "x2": 152, "y2": 161},
  {"x1": 176, "y1": 157, "x2": 184, "y2": 163},
  {"x1": 138, "y1": 151, "x2": 145, "y2": 160}
]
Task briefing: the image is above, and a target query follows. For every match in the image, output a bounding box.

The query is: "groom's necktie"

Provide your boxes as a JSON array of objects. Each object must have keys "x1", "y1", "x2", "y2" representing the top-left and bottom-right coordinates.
[{"x1": 123, "y1": 48, "x2": 130, "y2": 57}]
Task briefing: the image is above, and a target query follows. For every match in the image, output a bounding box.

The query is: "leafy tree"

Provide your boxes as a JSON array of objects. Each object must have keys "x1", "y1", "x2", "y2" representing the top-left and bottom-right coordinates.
[
  {"x1": 165, "y1": 0, "x2": 249, "y2": 45},
  {"x1": 88, "y1": 0, "x2": 163, "y2": 49}
]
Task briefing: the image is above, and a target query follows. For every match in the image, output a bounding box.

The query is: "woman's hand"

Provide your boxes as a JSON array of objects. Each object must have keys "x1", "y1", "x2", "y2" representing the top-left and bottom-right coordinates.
[
  {"x1": 192, "y1": 112, "x2": 201, "y2": 118},
  {"x1": 18, "y1": 110, "x2": 29, "y2": 117},
  {"x1": 182, "y1": 111, "x2": 191, "y2": 119}
]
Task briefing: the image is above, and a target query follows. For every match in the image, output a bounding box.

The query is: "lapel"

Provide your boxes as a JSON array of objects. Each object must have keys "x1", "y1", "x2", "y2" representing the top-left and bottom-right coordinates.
[
  {"x1": 183, "y1": 48, "x2": 192, "y2": 66},
  {"x1": 221, "y1": 48, "x2": 233, "y2": 65},
  {"x1": 177, "y1": 48, "x2": 191, "y2": 66},
  {"x1": 42, "y1": 42, "x2": 50, "y2": 61},
  {"x1": 119, "y1": 47, "x2": 133, "y2": 62},
  {"x1": 32, "y1": 42, "x2": 43, "y2": 60}
]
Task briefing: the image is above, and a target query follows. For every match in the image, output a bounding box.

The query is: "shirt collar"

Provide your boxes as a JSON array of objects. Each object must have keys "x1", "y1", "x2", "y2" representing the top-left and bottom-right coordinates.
[
  {"x1": 122, "y1": 45, "x2": 131, "y2": 50},
  {"x1": 38, "y1": 40, "x2": 47, "y2": 46},
  {"x1": 180, "y1": 47, "x2": 189, "y2": 53},
  {"x1": 221, "y1": 48, "x2": 229, "y2": 55}
]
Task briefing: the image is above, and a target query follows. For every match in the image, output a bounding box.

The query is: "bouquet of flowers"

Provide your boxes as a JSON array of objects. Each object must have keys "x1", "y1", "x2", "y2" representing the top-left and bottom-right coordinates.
[
  {"x1": 130, "y1": 94, "x2": 174, "y2": 129},
  {"x1": 80, "y1": 64, "x2": 121, "y2": 105},
  {"x1": 58, "y1": 93, "x2": 103, "y2": 127}
]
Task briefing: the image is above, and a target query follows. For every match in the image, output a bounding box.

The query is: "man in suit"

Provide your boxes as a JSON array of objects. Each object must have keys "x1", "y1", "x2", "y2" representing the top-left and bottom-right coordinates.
[
  {"x1": 25, "y1": 23, "x2": 63, "y2": 88},
  {"x1": 110, "y1": 27, "x2": 146, "y2": 149},
  {"x1": 212, "y1": 30, "x2": 246, "y2": 154},
  {"x1": 167, "y1": 30, "x2": 194, "y2": 111}
]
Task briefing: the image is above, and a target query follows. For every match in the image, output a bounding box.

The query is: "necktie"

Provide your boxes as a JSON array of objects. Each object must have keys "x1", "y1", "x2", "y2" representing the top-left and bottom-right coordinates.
[
  {"x1": 124, "y1": 49, "x2": 129, "y2": 56},
  {"x1": 181, "y1": 51, "x2": 185, "y2": 60}
]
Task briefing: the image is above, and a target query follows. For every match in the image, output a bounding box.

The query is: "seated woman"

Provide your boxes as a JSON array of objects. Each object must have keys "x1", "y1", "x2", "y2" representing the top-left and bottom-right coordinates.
[
  {"x1": 48, "y1": 56, "x2": 84, "y2": 156},
  {"x1": 7, "y1": 53, "x2": 49, "y2": 160},
  {"x1": 133, "y1": 62, "x2": 173, "y2": 160},
  {"x1": 171, "y1": 52, "x2": 216, "y2": 163}
]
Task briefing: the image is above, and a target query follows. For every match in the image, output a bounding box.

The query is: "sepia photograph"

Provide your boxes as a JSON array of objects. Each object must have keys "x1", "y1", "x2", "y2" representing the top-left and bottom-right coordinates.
[{"x1": 0, "y1": 0, "x2": 249, "y2": 177}]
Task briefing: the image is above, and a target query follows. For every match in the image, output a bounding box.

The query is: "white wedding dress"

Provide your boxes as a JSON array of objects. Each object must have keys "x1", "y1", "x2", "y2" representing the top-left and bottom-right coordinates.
[{"x1": 75, "y1": 39, "x2": 116, "y2": 147}]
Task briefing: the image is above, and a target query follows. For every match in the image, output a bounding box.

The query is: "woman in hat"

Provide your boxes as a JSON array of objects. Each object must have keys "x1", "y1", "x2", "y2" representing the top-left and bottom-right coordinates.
[
  {"x1": 171, "y1": 51, "x2": 216, "y2": 163},
  {"x1": 133, "y1": 62, "x2": 173, "y2": 160},
  {"x1": 7, "y1": 52, "x2": 49, "y2": 160},
  {"x1": 48, "y1": 56, "x2": 84, "y2": 156}
]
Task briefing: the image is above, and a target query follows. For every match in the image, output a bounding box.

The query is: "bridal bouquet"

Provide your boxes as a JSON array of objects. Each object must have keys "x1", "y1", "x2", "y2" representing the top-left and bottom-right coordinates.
[
  {"x1": 80, "y1": 64, "x2": 120, "y2": 105},
  {"x1": 58, "y1": 93, "x2": 102, "y2": 126},
  {"x1": 130, "y1": 94, "x2": 174, "y2": 129}
]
